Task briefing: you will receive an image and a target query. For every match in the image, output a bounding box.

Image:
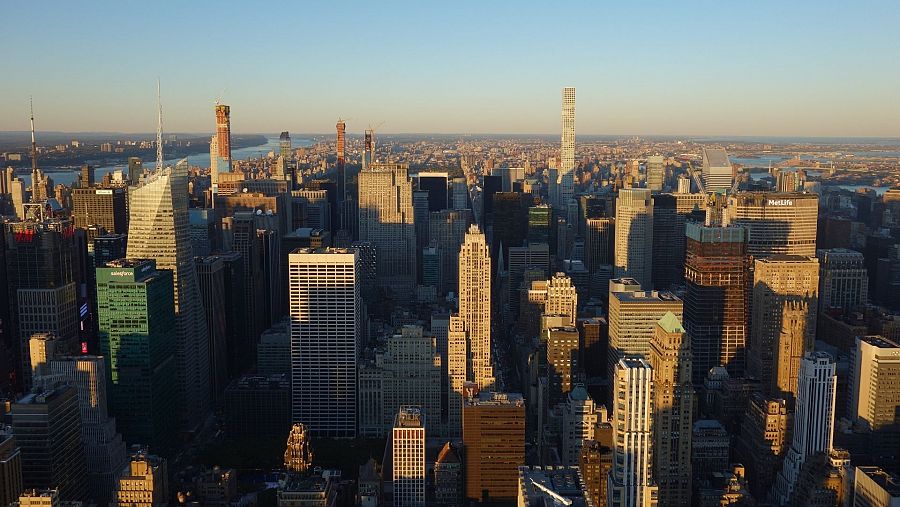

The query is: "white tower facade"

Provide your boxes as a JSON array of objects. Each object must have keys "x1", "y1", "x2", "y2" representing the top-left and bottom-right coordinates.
[
  {"x1": 771, "y1": 351, "x2": 837, "y2": 505},
  {"x1": 288, "y1": 248, "x2": 360, "y2": 438},
  {"x1": 608, "y1": 358, "x2": 658, "y2": 507},
  {"x1": 392, "y1": 406, "x2": 426, "y2": 507},
  {"x1": 557, "y1": 87, "x2": 576, "y2": 209}
]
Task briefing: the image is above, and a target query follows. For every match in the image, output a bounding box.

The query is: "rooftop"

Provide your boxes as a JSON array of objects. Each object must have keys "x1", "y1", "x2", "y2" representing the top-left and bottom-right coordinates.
[
  {"x1": 657, "y1": 311, "x2": 685, "y2": 334},
  {"x1": 518, "y1": 466, "x2": 591, "y2": 507}
]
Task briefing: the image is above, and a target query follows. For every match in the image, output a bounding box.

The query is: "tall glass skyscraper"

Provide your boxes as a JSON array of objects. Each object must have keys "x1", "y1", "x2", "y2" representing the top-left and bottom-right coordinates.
[
  {"x1": 96, "y1": 259, "x2": 177, "y2": 453},
  {"x1": 126, "y1": 161, "x2": 210, "y2": 430}
]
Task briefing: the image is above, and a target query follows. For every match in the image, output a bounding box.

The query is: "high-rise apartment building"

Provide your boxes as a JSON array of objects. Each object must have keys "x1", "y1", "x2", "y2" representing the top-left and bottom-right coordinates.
[
  {"x1": 279, "y1": 131, "x2": 292, "y2": 159},
  {"x1": 0, "y1": 432, "x2": 23, "y2": 507},
  {"x1": 96, "y1": 259, "x2": 177, "y2": 452},
  {"x1": 11, "y1": 384, "x2": 87, "y2": 501},
  {"x1": 649, "y1": 313, "x2": 694, "y2": 507},
  {"x1": 608, "y1": 358, "x2": 658, "y2": 507},
  {"x1": 462, "y1": 392, "x2": 526, "y2": 504},
  {"x1": 113, "y1": 448, "x2": 168, "y2": 507},
  {"x1": 47, "y1": 356, "x2": 127, "y2": 504},
  {"x1": 358, "y1": 163, "x2": 417, "y2": 299},
  {"x1": 771, "y1": 352, "x2": 837, "y2": 505},
  {"x1": 748, "y1": 256, "x2": 819, "y2": 402},
  {"x1": 212, "y1": 104, "x2": 232, "y2": 176},
  {"x1": 288, "y1": 248, "x2": 359, "y2": 437},
  {"x1": 392, "y1": 406, "x2": 426, "y2": 507},
  {"x1": 71, "y1": 187, "x2": 127, "y2": 233},
  {"x1": 848, "y1": 335, "x2": 900, "y2": 447},
  {"x1": 614, "y1": 189, "x2": 654, "y2": 289},
  {"x1": 127, "y1": 160, "x2": 210, "y2": 429},
  {"x1": 700, "y1": 148, "x2": 733, "y2": 192},
  {"x1": 683, "y1": 223, "x2": 748, "y2": 382},
  {"x1": 725, "y1": 192, "x2": 819, "y2": 258},
  {"x1": 556, "y1": 87, "x2": 576, "y2": 209},
  {"x1": 817, "y1": 248, "x2": 868, "y2": 314},
  {"x1": 607, "y1": 288, "x2": 682, "y2": 383}
]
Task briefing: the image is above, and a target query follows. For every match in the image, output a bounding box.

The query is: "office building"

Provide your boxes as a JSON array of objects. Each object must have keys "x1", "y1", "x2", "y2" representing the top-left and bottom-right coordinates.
[
  {"x1": 195, "y1": 256, "x2": 230, "y2": 404},
  {"x1": 647, "y1": 155, "x2": 665, "y2": 192},
  {"x1": 71, "y1": 187, "x2": 127, "y2": 233},
  {"x1": 580, "y1": 427, "x2": 613, "y2": 507},
  {"x1": 288, "y1": 248, "x2": 359, "y2": 437},
  {"x1": 561, "y1": 385, "x2": 605, "y2": 466},
  {"x1": 737, "y1": 394, "x2": 789, "y2": 498},
  {"x1": 585, "y1": 217, "x2": 614, "y2": 274},
  {"x1": 429, "y1": 209, "x2": 473, "y2": 295},
  {"x1": 691, "y1": 420, "x2": 730, "y2": 481},
  {"x1": 848, "y1": 335, "x2": 900, "y2": 450},
  {"x1": 378, "y1": 326, "x2": 443, "y2": 436},
  {"x1": 462, "y1": 392, "x2": 526, "y2": 504},
  {"x1": 457, "y1": 225, "x2": 494, "y2": 387},
  {"x1": 292, "y1": 189, "x2": 330, "y2": 231},
  {"x1": 683, "y1": 223, "x2": 748, "y2": 382},
  {"x1": 517, "y1": 466, "x2": 593, "y2": 506},
  {"x1": 188, "y1": 208, "x2": 220, "y2": 257},
  {"x1": 92, "y1": 233, "x2": 127, "y2": 267},
  {"x1": 127, "y1": 160, "x2": 209, "y2": 429},
  {"x1": 556, "y1": 87, "x2": 576, "y2": 209},
  {"x1": 614, "y1": 189, "x2": 654, "y2": 289},
  {"x1": 96, "y1": 260, "x2": 177, "y2": 452},
  {"x1": 546, "y1": 272, "x2": 578, "y2": 326},
  {"x1": 392, "y1": 407, "x2": 426, "y2": 507},
  {"x1": 608, "y1": 358, "x2": 657, "y2": 507},
  {"x1": 434, "y1": 443, "x2": 462, "y2": 507},
  {"x1": 817, "y1": 248, "x2": 868, "y2": 313},
  {"x1": 47, "y1": 356, "x2": 127, "y2": 504},
  {"x1": 546, "y1": 327, "x2": 581, "y2": 400},
  {"x1": 418, "y1": 172, "x2": 449, "y2": 211},
  {"x1": 650, "y1": 193, "x2": 692, "y2": 290},
  {"x1": 772, "y1": 352, "x2": 837, "y2": 505},
  {"x1": 11, "y1": 384, "x2": 87, "y2": 501},
  {"x1": 113, "y1": 449, "x2": 168, "y2": 507},
  {"x1": 852, "y1": 467, "x2": 900, "y2": 507},
  {"x1": 257, "y1": 321, "x2": 290, "y2": 375},
  {"x1": 5, "y1": 217, "x2": 79, "y2": 386},
  {"x1": 725, "y1": 192, "x2": 818, "y2": 258},
  {"x1": 507, "y1": 242, "x2": 550, "y2": 315},
  {"x1": 358, "y1": 163, "x2": 417, "y2": 299},
  {"x1": 224, "y1": 374, "x2": 291, "y2": 437},
  {"x1": 127, "y1": 157, "x2": 143, "y2": 185},
  {"x1": 336, "y1": 119, "x2": 346, "y2": 201},
  {"x1": 700, "y1": 148, "x2": 733, "y2": 192},
  {"x1": 607, "y1": 288, "x2": 682, "y2": 383},
  {"x1": 649, "y1": 313, "x2": 693, "y2": 507},
  {"x1": 528, "y1": 204, "x2": 552, "y2": 244},
  {"x1": 748, "y1": 256, "x2": 819, "y2": 401},
  {"x1": 0, "y1": 432, "x2": 23, "y2": 507}
]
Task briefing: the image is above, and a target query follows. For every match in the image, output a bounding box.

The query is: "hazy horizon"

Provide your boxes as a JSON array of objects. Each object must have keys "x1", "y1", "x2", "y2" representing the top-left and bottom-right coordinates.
[{"x1": 3, "y1": 1, "x2": 899, "y2": 137}]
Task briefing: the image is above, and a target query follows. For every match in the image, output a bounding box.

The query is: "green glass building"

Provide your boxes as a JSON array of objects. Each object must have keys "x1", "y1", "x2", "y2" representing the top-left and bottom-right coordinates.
[{"x1": 96, "y1": 259, "x2": 176, "y2": 454}]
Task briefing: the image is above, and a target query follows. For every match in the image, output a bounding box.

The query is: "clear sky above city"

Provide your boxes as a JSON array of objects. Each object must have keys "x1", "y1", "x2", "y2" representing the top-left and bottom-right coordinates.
[{"x1": 2, "y1": 1, "x2": 898, "y2": 137}]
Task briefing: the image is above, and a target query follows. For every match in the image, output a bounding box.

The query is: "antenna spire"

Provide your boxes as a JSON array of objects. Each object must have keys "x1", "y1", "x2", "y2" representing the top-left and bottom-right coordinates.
[
  {"x1": 30, "y1": 96, "x2": 38, "y2": 176},
  {"x1": 156, "y1": 79, "x2": 163, "y2": 172}
]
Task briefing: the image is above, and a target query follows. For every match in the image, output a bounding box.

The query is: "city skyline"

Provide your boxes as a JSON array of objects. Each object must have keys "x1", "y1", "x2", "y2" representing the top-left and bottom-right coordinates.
[{"x1": 2, "y1": 2, "x2": 899, "y2": 137}]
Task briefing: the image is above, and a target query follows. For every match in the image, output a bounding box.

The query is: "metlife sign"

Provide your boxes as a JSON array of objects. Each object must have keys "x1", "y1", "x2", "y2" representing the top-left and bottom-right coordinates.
[{"x1": 767, "y1": 199, "x2": 794, "y2": 206}]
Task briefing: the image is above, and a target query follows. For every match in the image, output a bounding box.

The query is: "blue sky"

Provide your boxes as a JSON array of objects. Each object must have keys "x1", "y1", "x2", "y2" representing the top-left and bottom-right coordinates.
[{"x1": 2, "y1": 1, "x2": 898, "y2": 136}]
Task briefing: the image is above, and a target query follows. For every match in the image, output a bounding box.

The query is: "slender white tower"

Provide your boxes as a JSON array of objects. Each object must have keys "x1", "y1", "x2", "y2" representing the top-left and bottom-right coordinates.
[{"x1": 557, "y1": 87, "x2": 576, "y2": 208}]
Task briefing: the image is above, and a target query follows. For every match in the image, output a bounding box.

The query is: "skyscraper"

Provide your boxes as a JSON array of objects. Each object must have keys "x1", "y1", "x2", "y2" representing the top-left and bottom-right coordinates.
[
  {"x1": 725, "y1": 192, "x2": 819, "y2": 258},
  {"x1": 560, "y1": 385, "x2": 605, "y2": 466},
  {"x1": 113, "y1": 448, "x2": 168, "y2": 507},
  {"x1": 429, "y1": 209, "x2": 473, "y2": 296},
  {"x1": 358, "y1": 163, "x2": 417, "y2": 299},
  {"x1": 462, "y1": 392, "x2": 526, "y2": 504},
  {"x1": 649, "y1": 313, "x2": 694, "y2": 507},
  {"x1": 71, "y1": 187, "x2": 128, "y2": 233},
  {"x1": 683, "y1": 223, "x2": 748, "y2": 382},
  {"x1": 585, "y1": 217, "x2": 614, "y2": 274},
  {"x1": 392, "y1": 406, "x2": 426, "y2": 507},
  {"x1": 11, "y1": 384, "x2": 87, "y2": 501},
  {"x1": 279, "y1": 131, "x2": 292, "y2": 159},
  {"x1": 557, "y1": 87, "x2": 576, "y2": 209},
  {"x1": 748, "y1": 256, "x2": 819, "y2": 402},
  {"x1": 647, "y1": 155, "x2": 665, "y2": 192},
  {"x1": 5, "y1": 217, "x2": 78, "y2": 387},
  {"x1": 0, "y1": 432, "x2": 23, "y2": 506},
  {"x1": 96, "y1": 260, "x2": 177, "y2": 452},
  {"x1": 848, "y1": 335, "x2": 900, "y2": 451},
  {"x1": 545, "y1": 272, "x2": 578, "y2": 327},
  {"x1": 126, "y1": 160, "x2": 210, "y2": 430},
  {"x1": 700, "y1": 148, "x2": 733, "y2": 192},
  {"x1": 607, "y1": 287, "x2": 683, "y2": 383},
  {"x1": 288, "y1": 248, "x2": 359, "y2": 437},
  {"x1": 614, "y1": 188, "x2": 654, "y2": 289},
  {"x1": 817, "y1": 248, "x2": 868, "y2": 314},
  {"x1": 214, "y1": 104, "x2": 232, "y2": 171},
  {"x1": 363, "y1": 129, "x2": 375, "y2": 172},
  {"x1": 608, "y1": 358, "x2": 657, "y2": 507},
  {"x1": 336, "y1": 119, "x2": 346, "y2": 202},
  {"x1": 46, "y1": 356, "x2": 127, "y2": 504},
  {"x1": 771, "y1": 352, "x2": 837, "y2": 505}
]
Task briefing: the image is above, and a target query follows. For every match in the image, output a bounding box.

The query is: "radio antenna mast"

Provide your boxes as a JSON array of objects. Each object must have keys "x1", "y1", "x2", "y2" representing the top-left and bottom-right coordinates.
[{"x1": 156, "y1": 79, "x2": 163, "y2": 172}]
